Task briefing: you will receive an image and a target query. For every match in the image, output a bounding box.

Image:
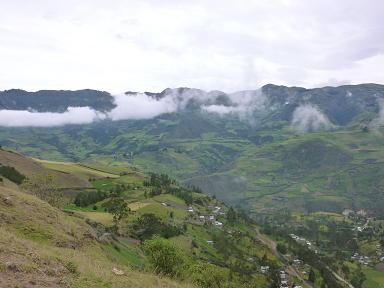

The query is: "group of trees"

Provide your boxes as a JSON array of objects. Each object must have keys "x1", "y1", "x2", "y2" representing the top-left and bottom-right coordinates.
[
  {"x1": 0, "y1": 165, "x2": 25, "y2": 184},
  {"x1": 74, "y1": 189, "x2": 109, "y2": 207},
  {"x1": 143, "y1": 173, "x2": 174, "y2": 188},
  {"x1": 143, "y1": 173, "x2": 195, "y2": 205},
  {"x1": 166, "y1": 187, "x2": 193, "y2": 206},
  {"x1": 129, "y1": 213, "x2": 183, "y2": 240}
]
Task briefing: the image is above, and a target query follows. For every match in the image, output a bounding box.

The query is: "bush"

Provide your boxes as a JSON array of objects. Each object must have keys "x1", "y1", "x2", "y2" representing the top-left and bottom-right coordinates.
[
  {"x1": 276, "y1": 243, "x2": 288, "y2": 254},
  {"x1": 189, "y1": 263, "x2": 227, "y2": 288},
  {"x1": 74, "y1": 190, "x2": 108, "y2": 207},
  {"x1": 129, "y1": 213, "x2": 182, "y2": 240},
  {"x1": 142, "y1": 236, "x2": 186, "y2": 277},
  {"x1": 0, "y1": 165, "x2": 25, "y2": 184}
]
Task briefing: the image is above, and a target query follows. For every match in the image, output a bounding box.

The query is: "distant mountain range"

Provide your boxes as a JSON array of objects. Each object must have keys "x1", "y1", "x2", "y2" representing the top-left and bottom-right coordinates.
[
  {"x1": 2, "y1": 83, "x2": 384, "y2": 217},
  {"x1": 2, "y1": 83, "x2": 384, "y2": 127},
  {"x1": 0, "y1": 88, "x2": 115, "y2": 112}
]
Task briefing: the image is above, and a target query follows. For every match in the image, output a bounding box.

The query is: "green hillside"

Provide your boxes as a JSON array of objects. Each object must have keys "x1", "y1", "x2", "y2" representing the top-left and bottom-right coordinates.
[
  {"x1": 3, "y1": 118, "x2": 384, "y2": 218},
  {"x1": 0, "y1": 152, "x2": 282, "y2": 288}
]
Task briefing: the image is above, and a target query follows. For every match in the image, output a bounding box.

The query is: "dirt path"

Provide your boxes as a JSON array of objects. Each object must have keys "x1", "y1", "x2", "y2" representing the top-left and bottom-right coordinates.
[{"x1": 329, "y1": 268, "x2": 355, "y2": 288}]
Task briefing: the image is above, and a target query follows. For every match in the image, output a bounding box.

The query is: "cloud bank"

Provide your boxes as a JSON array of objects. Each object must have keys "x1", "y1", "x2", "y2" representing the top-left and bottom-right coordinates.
[
  {"x1": 0, "y1": 88, "x2": 268, "y2": 127},
  {"x1": 110, "y1": 93, "x2": 177, "y2": 120},
  {"x1": 0, "y1": 107, "x2": 104, "y2": 127},
  {"x1": 291, "y1": 104, "x2": 332, "y2": 132}
]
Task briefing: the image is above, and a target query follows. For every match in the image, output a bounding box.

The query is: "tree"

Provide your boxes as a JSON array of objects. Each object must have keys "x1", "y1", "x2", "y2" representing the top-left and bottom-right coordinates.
[
  {"x1": 129, "y1": 213, "x2": 182, "y2": 240},
  {"x1": 276, "y1": 243, "x2": 287, "y2": 254},
  {"x1": 227, "y1": 207, "x2": 237, "y2": 223},
  {"x1": 350, "y1": 265, "x2": 366, "y2": 288},
  {"x1": 261, "y1": 253, "x2": 268, "y2": 266},
  {"x1": 142, "y1": 235, "x2": 186, "y2": 277},
  {"x1": 0, "y1": 165, "x2": 25, "y2": 184},
  {"x1": 107, "y1": 197, "x2": 130, "y2": 233},
  {"x1": 308, "y1": 268, "x2": 316, "y2": 283}
]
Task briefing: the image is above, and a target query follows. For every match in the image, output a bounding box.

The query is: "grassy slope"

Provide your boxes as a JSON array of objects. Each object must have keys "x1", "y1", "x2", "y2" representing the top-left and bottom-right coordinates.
[
  {"x1": 3, "y1": 123, "x2": 384, "y2": 216},
  {"x1": 0, "y1": 149, "x2": 90, "y2": 189},
  {"x1": 36, "y1": 159, "x2": 120, "y2": 180},
  {"x1": 0, "y1": 185, "x2": 191, "y2": 288}
]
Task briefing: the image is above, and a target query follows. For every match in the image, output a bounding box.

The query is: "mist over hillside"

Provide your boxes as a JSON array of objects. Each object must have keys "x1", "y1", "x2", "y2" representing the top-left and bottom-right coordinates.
[
  {"x1": 2, "y1": 83, "x2": 384, "y2": 218},
  {"x1": 1, "y1": 83, "x2": 384, "y2": 130}
]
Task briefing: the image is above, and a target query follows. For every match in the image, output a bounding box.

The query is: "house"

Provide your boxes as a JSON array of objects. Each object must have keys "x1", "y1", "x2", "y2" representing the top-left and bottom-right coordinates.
[
  {"x1": 187, "y1": 206, "x2": 194, "y2": 213},
  {"x1": 214, "y1": 221, "x2": 223, "y2": 227},
  {"x1": 342, "y1": 209, "x2": 354, "y2": 216},
  {"x1": 357, "y1": 209, "x2": 367, "y2": 217},
  {"x1": 260, "y1": 265, "x2": 269, "y2": 273},
  {"x1": 206, "y1": 240, "x2": 214, "y2": 244},
  {"x1": 293, "y1": 259, "x2": 303, "y2": 266},
  {"x1": 213, "y1": 206, "x2": 221, "y2": 214}
]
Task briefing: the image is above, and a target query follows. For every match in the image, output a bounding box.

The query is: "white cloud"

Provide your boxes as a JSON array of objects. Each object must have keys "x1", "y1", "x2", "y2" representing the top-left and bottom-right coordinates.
[
  {"x1": 109, "y1": 93, "x2": 177, "y2": 120},
  {"x1": 291, "y1": 105, "x2": 332, "y2": 132},
  {"x1": 0, "y1": 88, "x2": 266, "y2": 126},
  {"x1": 0, "y1": 107, "x2": 103, "y2": 127},
  {"x1": 0, "y1": 0, "x2": 383, "y2": 92},
  {"x1": 202, "y1": 105, "x2": 239, "y2": 115}
]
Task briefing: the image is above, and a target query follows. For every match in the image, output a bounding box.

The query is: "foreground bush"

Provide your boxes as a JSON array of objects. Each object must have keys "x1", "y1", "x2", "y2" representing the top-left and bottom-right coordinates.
[{"x1": 142, "y1": 235, "x2": 186, "y2": 277}]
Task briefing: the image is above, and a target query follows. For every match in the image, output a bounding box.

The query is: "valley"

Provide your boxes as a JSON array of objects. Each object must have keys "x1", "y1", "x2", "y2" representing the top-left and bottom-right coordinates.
[{"x1": 1, "y1": 84, "x2": 384, "y2": 287}]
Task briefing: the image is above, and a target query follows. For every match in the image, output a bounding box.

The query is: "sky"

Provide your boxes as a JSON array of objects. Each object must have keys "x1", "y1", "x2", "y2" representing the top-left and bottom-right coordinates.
[{"x1": 0, "y1": 0, "x2": 383, "y2": 93}]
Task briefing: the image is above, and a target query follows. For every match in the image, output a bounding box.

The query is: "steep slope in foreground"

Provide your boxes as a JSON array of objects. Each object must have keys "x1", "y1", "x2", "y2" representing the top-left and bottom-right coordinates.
[{"x1": 0, "y1": 185, "x2": 190, "y2": 288}]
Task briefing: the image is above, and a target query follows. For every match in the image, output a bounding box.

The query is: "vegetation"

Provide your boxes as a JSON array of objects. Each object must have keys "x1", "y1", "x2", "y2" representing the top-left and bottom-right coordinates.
[
  {"x1": 74, "y1": 189, "x2": 109, "y2": 207},
  {"x1": 21, "y1": 173, "x2": 61, "y2": 207},
  {"x1": 142, "y1": 235, "x2": 186, "y2": 277},
  {"x1": 2, "y1": 84, "x2": 384, "y2": 286},
  {"x1": 0, "y1": 165, "x2": 25, "y2": 184}
]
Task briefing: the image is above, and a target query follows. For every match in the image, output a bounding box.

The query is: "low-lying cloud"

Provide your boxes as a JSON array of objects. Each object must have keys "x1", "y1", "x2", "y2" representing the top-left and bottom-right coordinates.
[
  {"x1": 0, "y1": 88, "x2": 268, "y2": 127},
  {"x1": 0, "y1": 107, "x2": 104, "y2": 127},
  {"x1": 110, "y1": 93, "x2": 177, "y2": 120},
  {"x1": 291, "y1": 104, "x2": 332, "y2": 132}
]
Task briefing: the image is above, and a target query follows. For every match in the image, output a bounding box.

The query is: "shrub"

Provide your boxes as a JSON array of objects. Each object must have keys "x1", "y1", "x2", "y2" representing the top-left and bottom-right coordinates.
[
  {"x1": 74, "y1": 190, "x2": 108, "y2": 207},
  {"x1": 0, "y1": 165, "x2": 25, "y2": 184},
  {"x1": 276, "y1": 243, "x2": 288, "y2": 254},
  {"x1": 189, "y1": 263, "x2": 227, "y2": 288},
  {"x1": 129, "y1": 213, "x2": 182, "y2": 240},
  {"x1": 142, "y1": 236, "x2": 186, "y2": 277}
]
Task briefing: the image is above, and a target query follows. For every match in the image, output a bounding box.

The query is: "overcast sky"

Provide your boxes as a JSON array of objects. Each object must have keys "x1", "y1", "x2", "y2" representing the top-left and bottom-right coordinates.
[{"x1": 0, "y1": 0, "x2": 383, "y2": 93}]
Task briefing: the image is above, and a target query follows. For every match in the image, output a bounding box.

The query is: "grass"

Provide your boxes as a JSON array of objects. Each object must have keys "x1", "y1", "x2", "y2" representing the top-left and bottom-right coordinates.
[
  {"x1": 0, "y1": 186, "x2": 192, "y2": 288},
  {"x1": 75, "y1": 211, "x2": 114, "y2": 226},
  {"x1": 102, "y1": 241, "x2": 146, "y2": 268},
  {"x1": 37, "y1": 159, "x2": 119, "y2": 180},
  {"x1": 363, "y1": 267, "x2": 384, "y2": 288}
]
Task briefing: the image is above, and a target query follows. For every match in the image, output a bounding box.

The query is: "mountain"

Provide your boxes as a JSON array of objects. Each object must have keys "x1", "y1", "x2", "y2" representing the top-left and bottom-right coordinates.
[
  {"x1": 1, "y1": 83, "x2": 384, "y2": 218},
  {"x1": 0, "y1": 89, "x2": 115, "y2": 112},
  {"x1": 2, "y1": 81, "x2": 384, "y2": 287}
]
